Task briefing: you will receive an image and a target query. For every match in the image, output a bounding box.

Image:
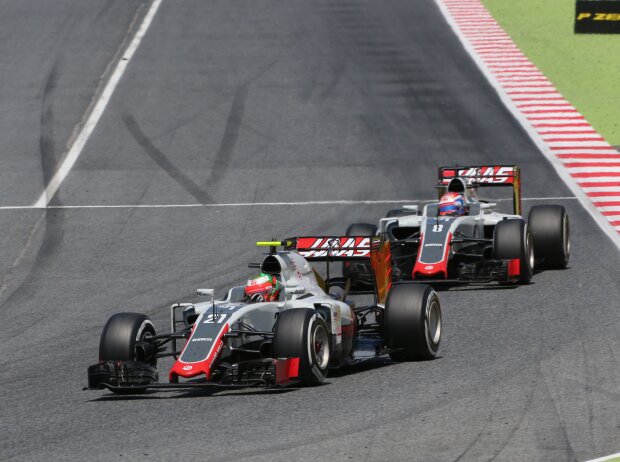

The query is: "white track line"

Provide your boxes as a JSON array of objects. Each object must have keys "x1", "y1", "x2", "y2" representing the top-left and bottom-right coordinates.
[
  {"x1": 0, "y1": 197, "x2": 578, "y2": 211},
  {"x1": 435, "y1": 0, "x2": 620, "y2": 251},
  {"x1": 32, "y1": 0, "x2": 163, "y2": 208},
  {"x1": 584, "y1": 452, "x2": 620, "y2": 462}
]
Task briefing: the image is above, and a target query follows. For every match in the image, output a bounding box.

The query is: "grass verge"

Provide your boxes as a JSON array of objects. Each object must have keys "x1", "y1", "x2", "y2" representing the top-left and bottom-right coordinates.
[{"x1": 481, "y1": 0, "x2": 620, "y2": 146}]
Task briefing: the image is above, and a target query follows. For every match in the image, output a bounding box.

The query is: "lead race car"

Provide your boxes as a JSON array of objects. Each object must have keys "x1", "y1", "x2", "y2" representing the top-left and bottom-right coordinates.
[
  {"x1": 87, "y1": 238, "x2": 442, "y2": 393},
  {"x1": 345, "y1": 165, "x2": 570, "y2": 286}
]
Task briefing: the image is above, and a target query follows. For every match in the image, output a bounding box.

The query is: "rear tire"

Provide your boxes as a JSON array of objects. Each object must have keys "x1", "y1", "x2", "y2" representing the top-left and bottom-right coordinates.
[
  {"x1": 99, "y1": 312, "x2": 157, "y2": 366},
  {"x1": 272, "y1": 309, "x2": 330, "y2": 385},
  {"x1": 343, "y1": 223, "x2": 376, "y2": 288},
  {"x1": 384, "y1": 284, "x2": 441, "y2": 361},
  {"x1": 493, "y1": 219, "x2": 533, "y2": 284},
  {"x1": 528, "y1": 205, "x2": 570, "y2": 269}
]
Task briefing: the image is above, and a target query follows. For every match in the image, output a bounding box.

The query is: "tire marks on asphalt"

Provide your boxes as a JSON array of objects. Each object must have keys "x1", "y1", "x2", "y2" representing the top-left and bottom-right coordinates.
[
  {"x1": 0, "y1": 209, "x2": 64, "y2": 337},
  {"x1": 206, "y1": 82, "x2": 249, "y2": 191},
  {"x1": 33, "y1": 0, "x2": 163, "y2": 207},
  {"x1": 0, "y1": 213, "x2": 44, "y2": 302},
  {"x1": 39, "y1": 60, "x2": 61, "y2": 189},
  {"x1": 122, "y1": 113, "x2": 212, "y2": 204}
]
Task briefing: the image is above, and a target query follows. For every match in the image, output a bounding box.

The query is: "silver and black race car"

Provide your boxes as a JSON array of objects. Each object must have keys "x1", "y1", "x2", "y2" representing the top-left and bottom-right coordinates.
[
  {"x1": 87, "y1": 238, "x2": 442, "y2": 394},
  {"x1": 344, "y1": 165, "x2": 570, "y2": 287}
]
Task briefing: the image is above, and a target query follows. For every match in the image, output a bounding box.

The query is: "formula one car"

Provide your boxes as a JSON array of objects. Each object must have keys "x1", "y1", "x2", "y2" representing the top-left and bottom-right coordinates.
[
  {"x1": 87, "y1": 238, "x2": 442, "y2": 393},
  {"x1": 344, "y1": 165, "x2": 570, "y2": 287}
]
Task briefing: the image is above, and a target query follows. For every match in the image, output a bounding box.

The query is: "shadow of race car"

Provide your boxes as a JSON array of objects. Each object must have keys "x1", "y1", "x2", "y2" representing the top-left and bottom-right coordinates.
[{"x1": 86, "y1": 238, "x2": 442, "y2": 394}]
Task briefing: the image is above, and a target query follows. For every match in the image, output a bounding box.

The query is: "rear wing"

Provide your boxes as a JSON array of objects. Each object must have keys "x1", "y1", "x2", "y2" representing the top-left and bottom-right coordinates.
[
  {"x1": 289, "y1": 236, "x2": 393, "y2": 303},
  {"x1": 284, "y1": 236, "x2": 374, "y2": 261},
  {"x1": 257, "y1": 237, "x2": 375, "y2": 261},
  {"x1": 437, "y1": 165, "x2": 522, "y2": 215},
  {"x1": 258, "y1": 237, "x2": 392, "y2": 303}
]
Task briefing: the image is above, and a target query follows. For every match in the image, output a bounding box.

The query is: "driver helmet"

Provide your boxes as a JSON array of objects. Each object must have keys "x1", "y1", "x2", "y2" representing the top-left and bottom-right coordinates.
[
  {"x1": 244, "y1": 273, "x2": 281, "y2": 302},
  {"x1": 439, "y1": 192, "x2": 467, "y2": 216}
]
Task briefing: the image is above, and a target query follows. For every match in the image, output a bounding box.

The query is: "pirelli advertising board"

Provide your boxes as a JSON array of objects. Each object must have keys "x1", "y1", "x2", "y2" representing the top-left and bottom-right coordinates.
[{"x1": 575, "y1": 0, "x2": 620, "y2": 33}]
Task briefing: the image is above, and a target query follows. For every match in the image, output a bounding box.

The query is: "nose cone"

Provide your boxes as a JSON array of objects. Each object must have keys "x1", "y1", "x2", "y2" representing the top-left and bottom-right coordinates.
[
  {"x1": 169, "y1": 323, "x2": 229, "y2": 382},
  {"x1": 413, "y1": 263, "x2": 447, "y2": 279}
]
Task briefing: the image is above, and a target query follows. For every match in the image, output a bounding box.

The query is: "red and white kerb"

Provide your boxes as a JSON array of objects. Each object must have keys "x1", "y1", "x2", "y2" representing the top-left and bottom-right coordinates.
[{"x1": 438, "y1": 0, "x2": 620, "y2": 237}]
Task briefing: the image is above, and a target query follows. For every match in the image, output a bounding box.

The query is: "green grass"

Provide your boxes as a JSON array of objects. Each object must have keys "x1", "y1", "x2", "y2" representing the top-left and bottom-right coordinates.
[{"x1": 480, "y1": 0, "x2": 620, "y2": 145}]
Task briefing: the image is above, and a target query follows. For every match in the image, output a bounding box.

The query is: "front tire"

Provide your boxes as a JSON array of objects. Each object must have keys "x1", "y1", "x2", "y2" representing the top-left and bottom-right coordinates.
[
  {"x1": 384, "y1": 284, "x2": 441, "y2": 361},
  {"x1": 99, "y1": 312, "x2": 157, "y2": 366},
  {"x1": 272, "y1": 309, "x2": 330, "y2": 385},
  {"x1": 493, "y1": 219, "x2": 534, "y2": 284},
  {"x1": 528, "y1": 205, "x2": 570, "y2": 269},
  {"x1": 97, "y1": 312, "x2": 157, "y2": 394}
]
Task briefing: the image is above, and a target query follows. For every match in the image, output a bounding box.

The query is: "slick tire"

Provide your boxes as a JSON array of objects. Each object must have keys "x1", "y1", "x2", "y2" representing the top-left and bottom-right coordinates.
[
  {"x1": 384, "y1": 284, "x2": 441, "y2": 361},
  {"x1": 493, "y1": 219, "x2": 534, "y2": 284},
  {"x1": 99, "y1": 312, "x2": 157, "y2": 367},
  {"x1": 272, "y1": 309, "x2": 330, "y2": 385},
  {"x1": 528, "y1": 205, "x2": 570, "y2": 269},
  {"x1": 343, "y1": 223, "x2": 376, "y2": 288}
]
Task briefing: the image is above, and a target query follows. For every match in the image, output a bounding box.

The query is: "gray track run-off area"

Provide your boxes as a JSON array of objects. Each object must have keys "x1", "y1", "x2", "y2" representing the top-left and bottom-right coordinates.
[{"x1": 0, "y1": 1, "x2": 619, "y2": 461}]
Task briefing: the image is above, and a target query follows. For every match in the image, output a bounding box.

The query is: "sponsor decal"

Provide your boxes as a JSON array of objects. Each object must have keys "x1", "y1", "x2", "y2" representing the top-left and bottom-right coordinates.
[
  {"x1": 425, "y1": 243, "x2": 443, "y2": 247},
  {"x1": 297, "y1": 236, "x2": 371, "y2": 258},
  {"x1": 182, "y1": 365, "x2": 192, "y2": 371},
  {"x1": 191, "y1": 337, "x2": 212, "y2": 342},
  {"x1": 441, "y1": 166, "x2": 514, "y2": 184},
  {"x1": 575, "y1": 1, "x2": 620, "y2": 33},
  {"x1": 286, "y1": 287, "x2": 306, "y2": 295},
  {"x1": 578, "y1": 12, "x2": 620, "y2": 20},
  {"x1": 203, "y1": 313, "x2": 227, "y2": 324},
  {"x1": 425, "y1": 265, "x2": 434, "y2": 270}
]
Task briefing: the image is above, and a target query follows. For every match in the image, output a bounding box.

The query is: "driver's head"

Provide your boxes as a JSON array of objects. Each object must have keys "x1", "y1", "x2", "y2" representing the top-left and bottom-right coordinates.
[
  {"x1": 244, "y1": 273, "x2": 280, "y2": 302},
  {"x1": 439, "y1": 192, "x2": 467, "y2": 216}
]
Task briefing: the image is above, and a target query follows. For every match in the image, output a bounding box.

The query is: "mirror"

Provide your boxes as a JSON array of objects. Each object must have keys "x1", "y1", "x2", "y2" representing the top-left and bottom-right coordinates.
[
  {"x1": 402, "y1": 204, "x2": 419, "y2": 213},
  {"x1": 197, "y1": 288, "x2": 215, "y2": 300}
]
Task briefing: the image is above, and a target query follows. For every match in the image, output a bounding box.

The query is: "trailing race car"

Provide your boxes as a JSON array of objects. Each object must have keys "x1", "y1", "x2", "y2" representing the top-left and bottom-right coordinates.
[
  {"x1": 87, "y1": 238, "x2": 442, "y2": 394},
  {"x1": 344, "y1": 165, "x2": 570, "y2": 286}
]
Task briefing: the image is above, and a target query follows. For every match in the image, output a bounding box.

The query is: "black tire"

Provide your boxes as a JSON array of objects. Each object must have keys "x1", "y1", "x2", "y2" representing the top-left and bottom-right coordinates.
[
  {"x1": 528, "y1": 205, "x2": 570, "y2": 269},
  {"x1": 272, "y1": 309, "x2": 330, "y2": 385},
  {"x1": 343, "y1": 223, "x2": 376, "y2": 288},
  {"x1": 493, "y1": 219, "x2": 534, "y2": 284},
  {"x1": 99, "y1": 312, "x2": 157, "y2": 367},
  {"x1": 384, "y1": 284, "x2": 441, "y2": 361}
]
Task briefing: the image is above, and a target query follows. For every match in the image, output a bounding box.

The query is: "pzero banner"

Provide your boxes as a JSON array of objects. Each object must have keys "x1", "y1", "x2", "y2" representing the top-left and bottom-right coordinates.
[{"x1": 575, "y1": 0, "x2": 620, "y2": 33}]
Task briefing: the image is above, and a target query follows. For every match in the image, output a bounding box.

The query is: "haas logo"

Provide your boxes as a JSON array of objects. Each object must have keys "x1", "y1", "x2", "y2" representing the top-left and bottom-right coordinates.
[
  {"x1": 298, "y1": 237, "x2": 371, "y2": 258},
  {"x1": 442, "y1": 166, "x2": 514, "y2": 184}
]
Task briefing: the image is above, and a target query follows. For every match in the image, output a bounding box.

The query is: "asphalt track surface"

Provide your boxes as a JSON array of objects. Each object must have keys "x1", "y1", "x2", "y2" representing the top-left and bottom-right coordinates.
[{"x1": 1, "y1": 1, "x2": 619, "y2": 461}]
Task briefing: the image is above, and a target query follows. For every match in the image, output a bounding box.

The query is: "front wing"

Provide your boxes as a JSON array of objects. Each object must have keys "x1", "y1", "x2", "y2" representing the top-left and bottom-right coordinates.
[{"x1": 86, "y1": 358, "x2": 302, "y2": 393}]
